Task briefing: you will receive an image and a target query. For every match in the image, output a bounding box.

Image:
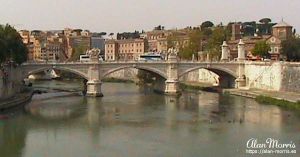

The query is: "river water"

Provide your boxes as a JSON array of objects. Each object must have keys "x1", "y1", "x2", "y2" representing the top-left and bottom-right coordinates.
[{"x1": 0, "y1": 80, "x2": 299, "y2": 157}]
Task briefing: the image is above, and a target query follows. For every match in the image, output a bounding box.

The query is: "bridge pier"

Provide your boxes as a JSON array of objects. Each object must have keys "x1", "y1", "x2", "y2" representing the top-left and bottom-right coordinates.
[
  {"x1": 235, "y1": 77, "x2": 246, "y2": 88},
  {"x1": 164, "y1": 54, "x2": 181, "y2": 95},
  {"x1": 165, "y1": 80, "x2": 180, "y2": 95},
  {"x1": 235, "y1": 61, "x2": 247, "y2": 88},
  {"x1": 86, "y1": 80, "x2": 103, "y2": 97}
]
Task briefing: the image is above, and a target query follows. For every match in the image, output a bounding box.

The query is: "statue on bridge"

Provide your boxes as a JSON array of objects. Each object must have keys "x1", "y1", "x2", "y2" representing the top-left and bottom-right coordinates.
[
  {"x1": 167, "y1": 47, "x2": 178, "y2": 56},
  {"x1": 166, "y1": 47, "x2": 179, "y2": 62},
  {"x1": 86, "y1": 48, "x2": 101, "y2": 62}
]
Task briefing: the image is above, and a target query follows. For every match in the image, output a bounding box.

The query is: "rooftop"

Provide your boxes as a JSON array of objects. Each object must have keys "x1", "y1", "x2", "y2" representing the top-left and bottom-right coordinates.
[{"x1": 273, "y1": 21, "x2": 292, "y2": 28}]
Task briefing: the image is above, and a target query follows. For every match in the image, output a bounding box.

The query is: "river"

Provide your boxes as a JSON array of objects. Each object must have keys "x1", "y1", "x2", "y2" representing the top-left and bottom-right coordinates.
[{"x1": 0, "y1": 80, "x2": 299, "y2": 157}]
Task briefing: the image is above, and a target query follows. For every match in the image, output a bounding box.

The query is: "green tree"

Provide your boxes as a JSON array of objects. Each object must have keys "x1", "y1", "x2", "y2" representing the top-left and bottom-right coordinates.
[
  {"x1": 201, "y1": 21, "x2": 214, "y2": 29},
  {"x1": 281, "y1": 37, "x2": 300, "y2": 61},
  {"x1": 252, "y1": 41, "x2": 271, "y2": 58},
  {"x1": 70, "y1": 44, "x2": 89, "y2": 61},
  {"x1": 259, "y1": 18, "x2": 271, "y2": 24},
  {"x1": 180, "y1": 46, "x2": 196, "y2": 60},
  {"x1": 242, "y1": 21, "x2": 256, "y2": 36},
  {"x1": 0, "y1": 24, "x2": 27, "y2": 64},
  {"x1": 178, "y1": 26, "x2": 229, "y2": 60},
  {"x1": 205, "y1": 26, "x2": 229, "y2": 59},
  {"x1": 166, "y1": 32, "x2": 182, "y2": 49},
  {"x1": 258, "y1": 18, "x2": 275, "y2": 35},
  {"x1": 179, "y1": 29, "x2": 205, "y2": 60}
]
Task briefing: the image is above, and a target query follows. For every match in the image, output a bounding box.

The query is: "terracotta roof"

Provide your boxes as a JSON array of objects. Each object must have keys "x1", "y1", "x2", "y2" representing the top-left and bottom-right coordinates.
[{"x1": 273, "y1": 21, "x2": 292, "y2": 28}]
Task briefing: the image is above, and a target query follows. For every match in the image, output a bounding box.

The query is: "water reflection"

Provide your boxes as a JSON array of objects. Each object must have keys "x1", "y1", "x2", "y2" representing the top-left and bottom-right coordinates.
[
  {"x1": 0, "y1": 117, "x2": 27, "y2": 157},
  {"x1": 0, "y1": 81, "x2": 299, "y2": 157},
  {"x1": 25, "y1": 95, "x2": 87, "y2": 121}
]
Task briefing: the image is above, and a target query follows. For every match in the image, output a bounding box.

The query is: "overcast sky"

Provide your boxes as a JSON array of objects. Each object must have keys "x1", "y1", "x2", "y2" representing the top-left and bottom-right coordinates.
[{"x1": 0, "y1": 0, "x2": 299, "y2": 33}]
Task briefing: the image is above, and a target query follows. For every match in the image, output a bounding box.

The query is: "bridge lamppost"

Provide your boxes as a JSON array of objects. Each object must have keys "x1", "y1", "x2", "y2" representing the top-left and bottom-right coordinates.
[
  {"x1": 237, "y1": 39, "x2": 246, "y2": 61},
  {"x1": 221, "y1": 41, "x2": 229, "y2": 61}
]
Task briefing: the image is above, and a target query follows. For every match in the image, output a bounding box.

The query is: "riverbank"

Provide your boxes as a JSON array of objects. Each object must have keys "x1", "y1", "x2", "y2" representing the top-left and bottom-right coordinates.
[
  {"x1": 224, "y1": 88, "x2": 300, "y2": 103},
  {"x1": 0, "y1": 89, "x2": 34, "y2": 112},
  {"x1": 181, "y1": 82, "x2": 300, "y2": 110},
  {"x1": 102, "y1": 77, "x2": 135, "y2": 83},
  {"x1": 180, "y1": 82, "x2": 220, "y2": 93},
  {"x1": 223, "y1": 88, "x2": 300, "y2": 110}
]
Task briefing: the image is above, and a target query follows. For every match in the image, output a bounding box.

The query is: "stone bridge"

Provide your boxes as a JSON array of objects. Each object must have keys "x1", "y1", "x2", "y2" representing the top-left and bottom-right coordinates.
[
  {"x1": 21, "y1": 60, "x2": 246, "y2": 97},
  {"x1": 21, "y1": 40, "x2": 248, "y2": 96}
]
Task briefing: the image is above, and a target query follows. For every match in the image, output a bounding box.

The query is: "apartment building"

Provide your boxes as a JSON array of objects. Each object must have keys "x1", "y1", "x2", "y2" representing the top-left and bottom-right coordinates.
[{"x1": 105, "y1": 39, "x2": 146, "y2": 61}]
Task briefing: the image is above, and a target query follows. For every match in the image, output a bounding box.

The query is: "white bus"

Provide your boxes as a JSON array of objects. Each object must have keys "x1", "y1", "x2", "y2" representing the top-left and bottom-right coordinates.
[
  {"x1": 80, "y1": 55, "x2": 90, "y2": 62},
  {"x1": 139, "y1": 53, "x2": 163, "y2": 61},
  {"x1": 80, "y1": 55, "x2": 104, "y2": 62}
]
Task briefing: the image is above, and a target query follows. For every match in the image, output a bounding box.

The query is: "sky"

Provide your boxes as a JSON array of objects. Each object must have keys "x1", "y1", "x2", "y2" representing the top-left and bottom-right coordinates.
[{"x1": 0, "y1": 0, "x2": 299, "y2": 33}]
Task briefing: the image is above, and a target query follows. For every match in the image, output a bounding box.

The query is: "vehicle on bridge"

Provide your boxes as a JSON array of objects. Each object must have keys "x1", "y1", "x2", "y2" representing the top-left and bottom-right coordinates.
[
  {"x1": 79, "y1": 55, "x2": 90, "y2": 62},
  {"x1": 138, "y1": 53, "x2": 163, "y2": 61},
  {"x1": 80, "y1": 54, "x2": 104, "y2": 62}
]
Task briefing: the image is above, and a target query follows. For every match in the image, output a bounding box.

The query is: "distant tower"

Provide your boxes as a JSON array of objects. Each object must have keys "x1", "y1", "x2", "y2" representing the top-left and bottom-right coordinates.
[
  {"x1": 231, "y1": 23, "x2": 242, "y2": 41},
  {"x1": 272, "y1": 20, "x2": 293, "y2": 41}
]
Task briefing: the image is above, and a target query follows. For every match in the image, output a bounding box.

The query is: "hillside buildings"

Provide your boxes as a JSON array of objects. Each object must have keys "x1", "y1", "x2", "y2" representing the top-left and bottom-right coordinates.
[
  {"x1": 226, "y1": 20, "x2": 293, "y2": 60},
  {"x1": 19, "y1": 19, "x2": 294, "y2": 62},
  {"x1": 19, "y1": 28, "x2": 98, "y2": 62},
  {"x1": 104, "y1": 28, "x2": 189, "y2": 61}
]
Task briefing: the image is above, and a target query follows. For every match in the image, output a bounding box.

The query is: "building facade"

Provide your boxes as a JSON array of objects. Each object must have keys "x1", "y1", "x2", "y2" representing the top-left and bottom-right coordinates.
[
  {"x1": 105, "y1": 40, "x2": 118, "y2": 61},
  {"x1": 267, "y1": 21, "x2": 293, "y2": 60},
  {"x1": 105, "y1": 39, "x2": 146, "y2": 61}
]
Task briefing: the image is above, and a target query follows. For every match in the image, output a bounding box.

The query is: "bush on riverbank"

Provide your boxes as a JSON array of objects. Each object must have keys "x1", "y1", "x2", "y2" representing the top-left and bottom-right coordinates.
[
  {"x1": 180, "y1": 83, "x2": 206, "y2": 90},
  {"x1": 179, "y1": 83, "x2": 219, "y2": 93},
  {"x1": 102, "y1": 77, "x2": 134, "y2": 83},
  {"x1": 255, "y1": 95, "x2": 300, "y2": 110}
]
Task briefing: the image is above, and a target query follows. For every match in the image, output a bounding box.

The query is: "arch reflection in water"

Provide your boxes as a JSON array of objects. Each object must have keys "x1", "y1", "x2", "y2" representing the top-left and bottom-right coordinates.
[{"x1": 26, "y1": 95, "x2": 87, "y2": 121}]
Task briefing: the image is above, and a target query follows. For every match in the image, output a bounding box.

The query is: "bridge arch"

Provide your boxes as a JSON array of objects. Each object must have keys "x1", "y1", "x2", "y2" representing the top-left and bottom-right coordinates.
[
  {"x1": 25, "y1": 66, "x2": 89, "y2": 80},
  {"x1": 101, "y1": 65, "x2": 168, "y2": 80},
  {"x1": 179, "y1": 66, "x2": 238, "y2": 88}
]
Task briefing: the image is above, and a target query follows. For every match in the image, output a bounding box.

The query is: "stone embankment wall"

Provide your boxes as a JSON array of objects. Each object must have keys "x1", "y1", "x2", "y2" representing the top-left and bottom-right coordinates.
[
  {"x1": 245, "y1": 62, "x2": 282, "y2": 91},
  {"x1": 280, "y1": 63, "x2": 300, "y2": 92},
  {"x1": 0, "y1": 65, "x2": 23, "y2": 100},
  {"x1": 245, "y1": 62, "x2": 300, "y2": 92}
]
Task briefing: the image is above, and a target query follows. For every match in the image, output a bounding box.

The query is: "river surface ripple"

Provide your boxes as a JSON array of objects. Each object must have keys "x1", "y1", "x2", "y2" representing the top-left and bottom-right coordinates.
[{"x1": 0, "y1": 80, "x2": 299, "y2": 157}]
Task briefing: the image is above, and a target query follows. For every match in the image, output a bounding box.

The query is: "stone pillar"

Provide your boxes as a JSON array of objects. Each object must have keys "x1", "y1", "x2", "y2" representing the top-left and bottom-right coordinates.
[
  {"x1": 235, "y1": 63, "x2": 246, "y2": 88},
  {"x1": 86, "y1": 80, "x2": 103, "y2": 97},
  {"x1": 165, "y1": 55, "x2": 180, "y2": 95},
  {"x1": 237, "y1": 39, "x2": 246, "y2": 61},
  {"x1": 86, "y1": 65, "x2": 103, "y2": 97},
  {"x1": 221, "y1": 41, "x2": 229, "y2": 61},
  {"x1": 206, "y1": 53, "x2": 210, "y2": 62}
]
